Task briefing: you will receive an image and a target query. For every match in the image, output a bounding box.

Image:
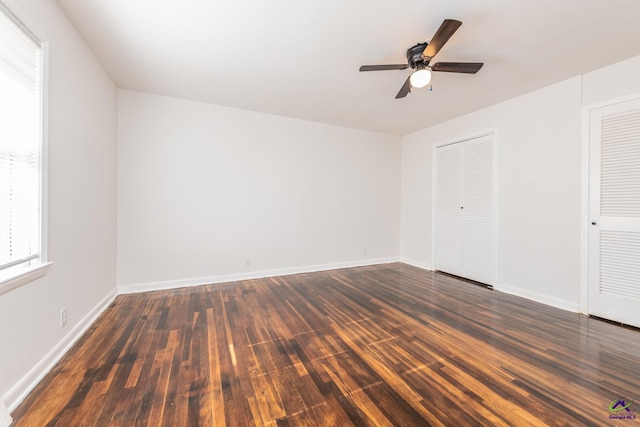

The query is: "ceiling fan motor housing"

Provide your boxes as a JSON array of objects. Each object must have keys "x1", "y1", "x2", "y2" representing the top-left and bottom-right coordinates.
[{"x1": 407, "y1": 42, "x2": 428, "y2": 68}]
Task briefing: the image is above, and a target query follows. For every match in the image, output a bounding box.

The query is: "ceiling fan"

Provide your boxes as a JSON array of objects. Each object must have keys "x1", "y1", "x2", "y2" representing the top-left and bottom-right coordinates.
[{"x1": 359, "y1": 19, "x2": 484, "y2": 99}]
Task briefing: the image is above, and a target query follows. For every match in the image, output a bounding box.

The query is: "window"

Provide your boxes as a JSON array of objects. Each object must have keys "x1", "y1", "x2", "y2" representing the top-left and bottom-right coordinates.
[{"x1": 0, "y1": 1, "x2": 48, "y2": 293}]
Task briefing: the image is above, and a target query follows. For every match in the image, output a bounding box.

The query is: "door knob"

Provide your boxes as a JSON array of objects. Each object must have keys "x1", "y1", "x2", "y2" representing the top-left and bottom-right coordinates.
[{"x1": 591, "y1": 221, "x2": 597, "y2": 225}]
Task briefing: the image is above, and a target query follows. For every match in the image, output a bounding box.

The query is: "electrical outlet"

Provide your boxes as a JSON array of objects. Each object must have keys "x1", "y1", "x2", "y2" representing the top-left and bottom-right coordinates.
[
  {"x1": 244, "y1": 258, "x2": 251, "y2": 268},
  {"x1": 60, "y1": 308, "x2": 68, "y2": 328}
]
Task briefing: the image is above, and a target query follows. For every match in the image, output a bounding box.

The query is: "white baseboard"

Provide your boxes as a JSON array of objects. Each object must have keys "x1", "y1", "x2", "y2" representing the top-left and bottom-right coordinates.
[
  {"x1": 399, "y1": 258, "x2": 434, "y2": 271},
  {"x1": 495, "y1": 283, "x2": 580, "y2": 313},
  {"x1": 4, "y1": 288, "x2": 117, "y2": 412},
  {"x1": 118, "y1": 257, "x2": 401, "y2": 294},
  {"x1": 0, "y1": 399, "x2": 11, "y2": 427}
]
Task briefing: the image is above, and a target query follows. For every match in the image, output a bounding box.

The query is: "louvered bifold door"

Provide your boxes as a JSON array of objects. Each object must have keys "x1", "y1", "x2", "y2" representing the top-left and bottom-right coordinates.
[
  {"x1": 435, "y1": 143, "x2": 463, "y2": 277},
  {"x1": 461, "y1": 135, "x2": 495, "y2": 284},
  {"x1": 588, "y1": 98, "x2": 640, "y2": 328},
  {"x1": 435, "y1": 134, "x2": 496, "y2": 285}
]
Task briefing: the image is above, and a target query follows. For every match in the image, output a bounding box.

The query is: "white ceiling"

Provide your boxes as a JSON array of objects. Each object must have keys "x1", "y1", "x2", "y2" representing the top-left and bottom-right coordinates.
[{"x1": 56, "y1": 0, "x2": 640, "y2": 135}]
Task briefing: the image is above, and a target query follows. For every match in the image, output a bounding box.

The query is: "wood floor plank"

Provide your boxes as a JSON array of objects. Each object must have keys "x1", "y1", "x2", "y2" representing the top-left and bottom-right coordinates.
[{"x1": 10, "y1": 263, "x2": 640, "y2": 426}]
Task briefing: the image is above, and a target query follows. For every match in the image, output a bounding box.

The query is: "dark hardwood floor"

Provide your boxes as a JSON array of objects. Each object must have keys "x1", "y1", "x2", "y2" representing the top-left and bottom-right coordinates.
[{"x1": 11, "y1": 263, "x2": 640, "y2": 426}]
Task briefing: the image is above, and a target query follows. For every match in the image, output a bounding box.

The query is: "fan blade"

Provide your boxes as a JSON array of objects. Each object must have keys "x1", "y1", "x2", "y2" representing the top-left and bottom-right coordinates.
[
  {"x1": 432, "y1": 62, "x2": 484, "y2": 74},
  {"x1": 360, "y1": 64, "x2": 409, "y2": 72},
  {"x1": 395, "y1": 76, "x2": 412, "y2": 99},
  {"x1": 422, "y1": 19, "x2": 462, "y2": 60}
]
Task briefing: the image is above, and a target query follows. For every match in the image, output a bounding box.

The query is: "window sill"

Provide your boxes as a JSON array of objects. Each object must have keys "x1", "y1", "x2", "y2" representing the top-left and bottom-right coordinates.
[{"x1": 0, "y1": 262, "x2": 53, "y2": 296}]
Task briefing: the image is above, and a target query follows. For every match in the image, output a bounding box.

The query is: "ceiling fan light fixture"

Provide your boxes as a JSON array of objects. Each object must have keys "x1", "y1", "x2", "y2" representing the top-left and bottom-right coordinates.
[{"x1": 410, "y1": 68, "x2": 432, "y2": 88}]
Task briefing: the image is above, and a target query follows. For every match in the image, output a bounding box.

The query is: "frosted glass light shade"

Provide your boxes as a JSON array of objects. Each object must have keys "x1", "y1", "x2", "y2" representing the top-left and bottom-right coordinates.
[{"x1": 410, "y1": 69, "x2": 432, "y2": 88}]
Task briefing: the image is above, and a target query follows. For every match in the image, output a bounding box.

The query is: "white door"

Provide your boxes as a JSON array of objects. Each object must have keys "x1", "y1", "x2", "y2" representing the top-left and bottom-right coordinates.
[
  {"x1": 461, "y1": 135, "x2": 495, "y2": 284},
  {"x1": 435, "y1": 143, "x2": 463, "y2": 277},
  {"x1": 588, "y1": 98, "x2": 640, "y2": 328},
  {"x1": 435, "y1": 134, "x2": 496, "y2": 285}
]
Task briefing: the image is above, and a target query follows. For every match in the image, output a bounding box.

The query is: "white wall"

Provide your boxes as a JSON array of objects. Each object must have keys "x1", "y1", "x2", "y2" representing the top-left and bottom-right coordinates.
[
  {"x1": 0, "y1": 0, "x2": 117, "y2": 412},
  {"x1": 401, "y1": 77, "x2": 583, "y2": 310},
  {"x1": 117, "y1": 90, "x2": 401, "y2": 291},
  {"x1": 582, "y1": 55, "x2": 640, "y2": 106}
]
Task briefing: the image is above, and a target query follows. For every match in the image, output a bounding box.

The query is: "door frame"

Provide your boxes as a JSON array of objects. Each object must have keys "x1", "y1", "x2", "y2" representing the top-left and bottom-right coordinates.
[
  {"x1": 580, "y1": 91, "x2": 640, "y2": 315},
  {"x1": 432, "y1": 128, "x2": 500, "y2": 286}
]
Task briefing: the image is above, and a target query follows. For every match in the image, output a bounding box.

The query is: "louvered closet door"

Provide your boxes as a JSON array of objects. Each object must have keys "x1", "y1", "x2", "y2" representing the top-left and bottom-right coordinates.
[
  {"x1": 588, "y1": 98, "x2": 640, "y2": 328},
  {"x1": 435, "y1": 143, "x2": 463, "y2": 276},
  {"x1": 435, "y1": 134, "x2": 495, "y2": 285},
  {"x1": 461, "y1": 135, "x2": 495, "y2": 284}
]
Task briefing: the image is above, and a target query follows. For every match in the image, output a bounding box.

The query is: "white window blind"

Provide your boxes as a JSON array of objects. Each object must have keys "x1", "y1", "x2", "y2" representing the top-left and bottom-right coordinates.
[{"x1": 0, "y1": 4, "x2": 42, "y2": 276}]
